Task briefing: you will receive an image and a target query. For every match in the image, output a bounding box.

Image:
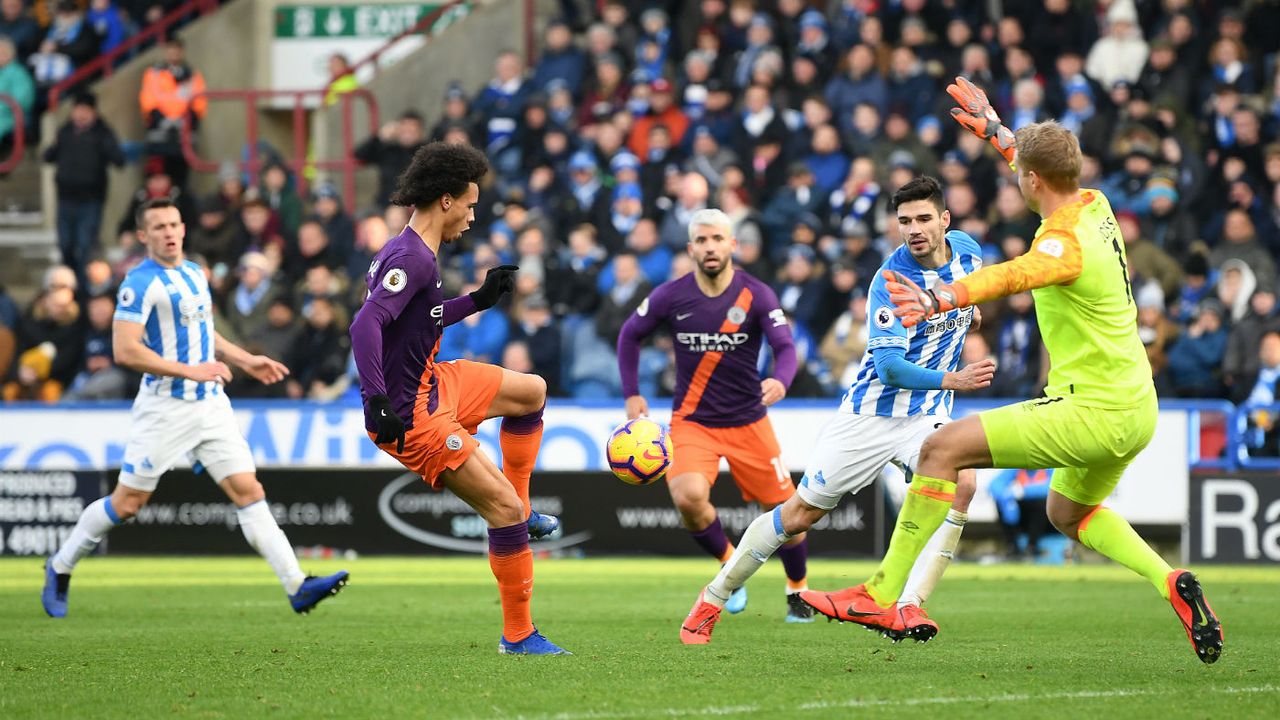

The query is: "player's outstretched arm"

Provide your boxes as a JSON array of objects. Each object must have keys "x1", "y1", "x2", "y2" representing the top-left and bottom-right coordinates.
[
  {"x1": 760, "y1": 299, "x2": 797, "y2": 406},
  {"x1": 948, "y1": 76, "x2": 1016, "y2": 168},
  {"x1": 214, "y1": 331, "x2": 289, "y2": 385},
  {"x1": 113, "y1": 319, "x2": 231, "y2": 382}
]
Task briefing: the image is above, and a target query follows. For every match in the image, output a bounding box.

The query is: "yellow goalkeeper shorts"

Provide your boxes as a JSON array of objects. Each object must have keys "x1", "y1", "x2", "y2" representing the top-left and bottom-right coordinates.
[{"x1": 978, "y1": 390, "x2": 1158, "y2": 506}]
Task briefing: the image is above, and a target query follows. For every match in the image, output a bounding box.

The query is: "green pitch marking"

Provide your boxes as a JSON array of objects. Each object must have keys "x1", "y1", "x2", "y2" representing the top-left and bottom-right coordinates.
[{"x1": 2, "y1": 558, "x2": 1278, "y2": 719}]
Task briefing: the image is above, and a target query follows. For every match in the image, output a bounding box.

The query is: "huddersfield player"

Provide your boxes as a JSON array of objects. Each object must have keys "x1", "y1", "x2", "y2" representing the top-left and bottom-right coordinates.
[
  {"x1": 42, "y1": 198, "x2": 348, "y2": 618},
  {"x1": 804, "y1": 79, "x2": 1224, "y2": 664},
  {"x1": 618, "y1": 208, "x2": 810, "y2": 623},
  {"x1": 349, "y1": 142, "x2": 567, "y2": 655},
  {"x1": 680, "y1": 177, "x2": 995, "y2": 644}
]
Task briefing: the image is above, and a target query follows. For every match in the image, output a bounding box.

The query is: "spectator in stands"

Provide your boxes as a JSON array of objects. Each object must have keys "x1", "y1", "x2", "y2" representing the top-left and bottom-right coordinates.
[
  {"x1": 323, "y1": 52, "x2": 357, "y2": 107},
  {"x1": 804, "y1": 123, "x2": 850, "y2": 197},
  {"x1": 532, "y1": 19, "x2": 585, "y2": 95},
  {"x1": 4, "y1": 271, "x2": 83, "y2": 402},
  {"x1": 825, "y1": 44, "x2": 887, "y2": 137},
  {"x1": 594, "y1": 252, "x2": 648, "y2": 350},
  {"x1": 472, "y1": 49, "x2": 529, "y2": 167},
  {"x1": 659, "y1": 171, "x2": 709, "y2": 250},
  {"x1": 139, "y1": 38, "x2": 206, "y2": 188},
  {"x1": 991, "y1": 292, "x2": 1043, "y2": 399},
  {"x1": 1167, "y1": 299, "x2": 1229, "y2": 398},
  {"x1": 819, "y1": 292, "x2": 867, "y2": 387},
  {"x1": 43, "y1": 91, "x2": 123, "y2": 287},
  {"x1": 762, "y1": 164, "x2": 823, "y2": 258},
  {"x1": 354, "y1": 109, "x2": 426, "y2": 207},
  {"x1": 1085, "y1": 0, "x2": 1147, "y2": 88},
  {"x1": 772, "y1": 244, "x2": 826, "y2": 338},
  {"x1": 224, "y1": 251, "x2": 278, "y2": 344},
  {"x1": 1225, "y1": 285, "x2": 1280, "y2": 402},
  {"x1": 0, "y1": 0, "x2": 39, "y2": 61},
  {"x1": 1209, "y1": 208, "x2": 1277, "y2": 290},
  {"x1": 310, "y1": 182, "x2": 354, "y2": 268},
  {"x1": 1217, "y1": 259, "x2": 1257, "y2": 325},
  {"x1": 258, "y1": 161, "x2": 301, "y2": 241},
  {"x1": 62, "y1": 291, "x2": 128, "y2": 400},
  {"x1": 345, "y1": 211, "x2": 390, "y2": 287},
  {"x1": 186, "y1": 194, "x2": 236, "y2": 272},
  {"x1": 1135, "y1": 282, "x2": 1178, "y2": 390},
  {"x1": 438, "y1": 281, "x2": 509, "y2": 365},
  {"x1": 286, "y1": 296, "x2": 350, "y2": 401},
  {"x1": 1139, "y1": 175, "x2": 1196, "y2": 260},
  {"x1": 87, "y1": 0, "x2": 129, "y2": 56},
  {"x1": 46, "y1": 1, "x2": 101, "y2": 67},
  {"x1": 117, "y1": 158, "x2": 193, "y2": 235},
  {"x1": 0, "y1": 35, "x2": 32, "y2": 148},
  {"x1": 509, "y1": 293, "x2": 562, "y2": 396},
  {"x1": 547, "y1": 222, "x2": 603, "y2": 318},
  {"x1": 1118, "y1": 210, "x2": 1182, "y2": 299}
]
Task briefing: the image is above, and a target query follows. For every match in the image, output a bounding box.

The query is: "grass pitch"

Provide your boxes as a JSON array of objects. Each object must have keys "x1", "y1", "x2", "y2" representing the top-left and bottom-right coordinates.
[{"x1": 1, "y1": 557, "x2": 1277, "y2": 719}]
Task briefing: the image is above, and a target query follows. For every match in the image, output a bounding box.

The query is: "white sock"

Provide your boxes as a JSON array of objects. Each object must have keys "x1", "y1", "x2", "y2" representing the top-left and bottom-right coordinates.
[
  {"x1": 51, "y1": 496, "x2": 123, "y2": 574},
  {"x1": 705, "y1": 507, "x2": 793, "y2": 608},
  {"x1": 900, "y1": 509, "x2": 967, "y2": 607},
  {"x1": 236, "y1": 500, "x2": 306, "y2": 595}
]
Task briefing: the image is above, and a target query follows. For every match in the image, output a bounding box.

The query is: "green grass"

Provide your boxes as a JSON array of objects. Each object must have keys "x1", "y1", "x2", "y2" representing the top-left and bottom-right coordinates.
[{"x1": 1, "y1": 557, "x2": 1277, "y2": 719}]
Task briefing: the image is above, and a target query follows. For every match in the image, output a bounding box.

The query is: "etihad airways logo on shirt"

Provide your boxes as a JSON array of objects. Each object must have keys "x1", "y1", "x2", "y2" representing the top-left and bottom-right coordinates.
[{"x1": 677, "y1": 331, "x2": 750, "y2": 352}]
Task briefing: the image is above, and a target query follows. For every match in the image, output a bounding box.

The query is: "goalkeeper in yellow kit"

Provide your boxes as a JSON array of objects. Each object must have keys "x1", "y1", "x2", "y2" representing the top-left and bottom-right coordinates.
[{"x1": 800, "y1": 78, "x2": 1224, "y2": 664}]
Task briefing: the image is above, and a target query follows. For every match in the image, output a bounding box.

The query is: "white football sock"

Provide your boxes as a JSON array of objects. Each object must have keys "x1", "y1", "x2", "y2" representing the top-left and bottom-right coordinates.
[
  {"x1": 900, "y1": 509, "x2": 967, "y2": 607},
  {"x1": 705, "y1": 507, "x2": 793, "y2": 608},
  {"x1": 52, "y1": 496, "x2": 123, "y2": 574},
  {"x1": 236, "y1": 500, "x2": 306, "y2": 595}
]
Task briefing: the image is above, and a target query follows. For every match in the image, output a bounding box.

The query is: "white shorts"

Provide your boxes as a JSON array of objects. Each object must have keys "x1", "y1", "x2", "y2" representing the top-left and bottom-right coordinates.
[
  {"x1": 118, "y1": 391, "x2": 256, "y2": 492},
  {"x1": 797, "y1": 412, "x2": 951, "y2": 510}
]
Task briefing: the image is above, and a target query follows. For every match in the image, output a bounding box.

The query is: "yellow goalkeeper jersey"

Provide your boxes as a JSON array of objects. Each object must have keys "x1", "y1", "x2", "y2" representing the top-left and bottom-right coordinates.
[{"x1": 956, "y1": 189, "x2": 1155, "y2": 408}]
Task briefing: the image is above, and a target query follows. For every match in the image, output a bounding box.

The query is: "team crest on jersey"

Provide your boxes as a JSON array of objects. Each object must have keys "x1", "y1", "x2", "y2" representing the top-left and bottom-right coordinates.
[
  {"x1": 117, "y1": 286, "x2": 135, "y2": 307},
  {"x1": 637, "y1": 296, "x2": 649, "y2": 317},
  {"x1": 726, "y1": 306, "x2": 747, "y2": 324},
  {"x1": 382, "y1": 268, "x2": 408, "y2": 293},
  {"x1": 445, "y1": 434, "x2": 463, "y2": 451},
  {"x1": 875, "y1": 306, "x2": 894, "y2": 329}
]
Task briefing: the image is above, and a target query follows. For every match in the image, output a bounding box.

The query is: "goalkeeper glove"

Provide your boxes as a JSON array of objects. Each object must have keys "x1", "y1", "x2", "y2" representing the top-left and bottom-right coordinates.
[
  {"x1": 367, "y1": 394, "x2": 406, "y2": 453},
  {"x1": 947, "y1": 76, "x2": 1017, "y2": 168},
  {"x1": 469, "y1": 264, "x2": 518, "y2": 311},
  {"x1": 882, "y1": 270, "x2": 969, "y2": 328}
]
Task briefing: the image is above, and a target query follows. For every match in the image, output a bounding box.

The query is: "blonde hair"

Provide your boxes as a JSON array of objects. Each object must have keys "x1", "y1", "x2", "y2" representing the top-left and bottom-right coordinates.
[
  {"x1": 1014, "y1": 121, "x2": 1082, "y2": 193},
  {"x1": 687, "y1": 208, "x2": 733, "y2": 242}
]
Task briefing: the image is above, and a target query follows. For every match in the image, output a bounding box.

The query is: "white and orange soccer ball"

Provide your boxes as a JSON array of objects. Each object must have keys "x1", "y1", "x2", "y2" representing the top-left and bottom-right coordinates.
[{"x1": 606, "y1": 418, "x2": 673, "y2": 485}]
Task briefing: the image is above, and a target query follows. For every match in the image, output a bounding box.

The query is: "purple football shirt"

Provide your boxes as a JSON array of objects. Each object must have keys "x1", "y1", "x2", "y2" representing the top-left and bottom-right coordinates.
[
  {"x1": 349, "y1": 226, "x2": 476, "y2": 432},
  {"x1": 618, "y1": 270, "x2": 797, "y2": 428}
]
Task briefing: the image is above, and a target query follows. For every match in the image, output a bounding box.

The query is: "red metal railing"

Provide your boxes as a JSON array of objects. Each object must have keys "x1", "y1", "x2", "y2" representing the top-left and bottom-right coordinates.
[
  {"x1": 0, "y1": 93, "x2": 25, "y2": 174},
  {"x1": 48, "y1": 0, "x2": 220, "y2": 110},
  {"x1": 179, "y1": 89, "x2": 378, "y2": 215}
]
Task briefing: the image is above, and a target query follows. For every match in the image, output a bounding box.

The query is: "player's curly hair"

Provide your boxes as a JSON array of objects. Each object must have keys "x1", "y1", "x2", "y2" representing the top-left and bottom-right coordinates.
[
  {"x1": 389, "y1": 141, "x2": 489, "y2": 208},
  {"x1": 890, "y1": 175, "x2": 945, "y2": 212}
]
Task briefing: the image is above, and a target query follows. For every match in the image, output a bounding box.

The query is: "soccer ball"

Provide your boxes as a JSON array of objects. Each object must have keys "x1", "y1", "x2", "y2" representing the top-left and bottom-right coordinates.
[{"x1": 606, "y1": 418, "x2": 673, "y2": 485}]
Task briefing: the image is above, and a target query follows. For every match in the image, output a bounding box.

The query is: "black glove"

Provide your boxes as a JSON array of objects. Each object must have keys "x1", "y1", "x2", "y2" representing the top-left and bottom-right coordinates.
[
  {"x1": 469, "y1": 264, "x2": 518, "y2": 311},
  {"x1": 367, "y1": 394, "x2": 405, "y2": 453}
]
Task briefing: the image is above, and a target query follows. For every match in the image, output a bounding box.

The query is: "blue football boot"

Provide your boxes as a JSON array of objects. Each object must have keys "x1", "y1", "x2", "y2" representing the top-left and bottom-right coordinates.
[
  {"x1": 528, "y1": 510, "x2": 561, "y2": 540},
  {"x1": 42, "y1": 558, "x2": 70, "y2": 618},
  {"x1": 498, "y1": 628, "x2": 572, "y2": 655},
  {"x1": 724, "y1": 585, "x2": 748, "y2": 614},
  {"x1": 289, "y1": 571, "x2": 349, "y2": 614}
]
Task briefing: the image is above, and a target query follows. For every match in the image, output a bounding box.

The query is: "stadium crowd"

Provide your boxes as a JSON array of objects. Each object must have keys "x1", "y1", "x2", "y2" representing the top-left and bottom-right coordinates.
[{"x1": 2, "y1": 0, "x2": 1280, "y2": 454}]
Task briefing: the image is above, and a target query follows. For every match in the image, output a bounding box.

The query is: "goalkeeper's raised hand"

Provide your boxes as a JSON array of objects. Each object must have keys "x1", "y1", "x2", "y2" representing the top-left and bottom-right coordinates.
[
  {"x1": 947, "y1": 76, "x2": 1016, "y2": 167},
  {"x1": 882, "y1": 270, "x2": 969, "y2": 328}
]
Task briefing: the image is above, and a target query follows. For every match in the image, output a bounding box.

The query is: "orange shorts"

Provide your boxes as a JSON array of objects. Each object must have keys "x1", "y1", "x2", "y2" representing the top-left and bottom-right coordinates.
[
  {"x1": 369, "y1": 359, "x2": 504, "y2": 488},
  {"x1": 668, "y1": 415, "x2": 793, "y2": 505}
]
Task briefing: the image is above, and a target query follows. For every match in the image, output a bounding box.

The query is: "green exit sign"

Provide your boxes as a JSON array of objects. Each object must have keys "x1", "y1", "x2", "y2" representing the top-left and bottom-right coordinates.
[{"x1": 275, "y1": 3, "x2": 467, "y2": 38}]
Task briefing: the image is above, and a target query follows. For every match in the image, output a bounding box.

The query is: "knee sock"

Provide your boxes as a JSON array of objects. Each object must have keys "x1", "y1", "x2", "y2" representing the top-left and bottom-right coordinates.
[
  {"x1": 237, "y1": 500, "x2": 307, "y2": 595},
  {"x1": 900, "y1": 509, "x2": 967, "y2": 607},
  {"x1": 706, "y1": 507, "x2": 792, "y2": 607},
  {"x1": 777, "y1": 537, "x2": 808, "y2": 593},
  {"x1": 1077, "y1": 506, "x2": 1173, "y2": 600},
  {"x1": 500, "y1": 406, "x2": 544, "y2": 517},
  {"x1": 689, "y1": 515, "x2": 734, "y2": 563},
  {"x1": 52, "y1": 496, "x2": 122, "y2": 574},
  {"x1": 489, "y1": 521, "x2": 535, "y2": 642},
  {"x1": 866, "y1": 474, "x2": 956, "y2": 607}
]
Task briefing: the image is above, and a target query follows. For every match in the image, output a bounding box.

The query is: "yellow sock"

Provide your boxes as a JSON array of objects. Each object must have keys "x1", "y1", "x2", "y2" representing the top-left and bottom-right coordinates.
[
  {"x1": 865, "y1": 475, "x2": 955, "y2": 607},
  {"x1": 1077, "y1": 506, "x2": 1173, "y2": 600}
]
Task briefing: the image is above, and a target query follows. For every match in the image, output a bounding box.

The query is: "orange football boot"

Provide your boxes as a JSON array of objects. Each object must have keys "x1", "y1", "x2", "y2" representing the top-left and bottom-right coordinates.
[
  {"x1": 680, "y1": 589, "x2": 723, "y2": 645},
  {"x1": 887, "y1": 603, "x2": 939, "y2": 643},
  {"x1": 1167, "y1": 570, "x2": 1223, "y2": 664},
  {"x1": 799, "y1": 585, "x2": 904, "y2": 635}
]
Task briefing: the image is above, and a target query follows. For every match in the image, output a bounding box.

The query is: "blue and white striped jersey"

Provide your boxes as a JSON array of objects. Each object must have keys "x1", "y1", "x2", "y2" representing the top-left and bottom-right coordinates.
[
  {"x1": 113, "y1": 258, "x2": 219, "y2": 400},
  {"x1": 840, "y1": 230, "x2": 982, "y2": 417}
]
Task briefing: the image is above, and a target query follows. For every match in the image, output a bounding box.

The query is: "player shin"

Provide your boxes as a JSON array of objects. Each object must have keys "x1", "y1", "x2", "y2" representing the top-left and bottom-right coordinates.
[{"x1": 350, "y1": 143, "x2": 566, "y2": 654}]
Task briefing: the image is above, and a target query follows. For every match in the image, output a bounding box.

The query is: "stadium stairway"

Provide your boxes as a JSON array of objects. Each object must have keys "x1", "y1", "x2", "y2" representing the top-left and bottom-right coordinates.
[{"x1": 0, "y1": 152, "x2": 57, "y2": 303}]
